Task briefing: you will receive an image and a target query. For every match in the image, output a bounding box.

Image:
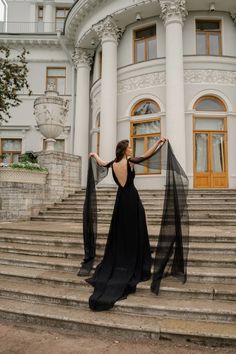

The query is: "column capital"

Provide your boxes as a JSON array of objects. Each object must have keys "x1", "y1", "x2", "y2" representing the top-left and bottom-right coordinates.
[
  {"x1": 93, "y1": 15, "x2": 124, "y2": 44},
  {"x1": 72, "y1": 48, "x2": 94, "y2": 69},
  {"x1": 159, "y1": 0, "x2": 188, "y2": 25},
  {"x1": 231, "y1": 13, "x2": 236, "y2": 24}
]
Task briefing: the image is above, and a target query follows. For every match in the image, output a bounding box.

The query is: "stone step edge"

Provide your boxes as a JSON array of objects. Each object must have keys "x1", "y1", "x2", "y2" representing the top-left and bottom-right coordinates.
[
  {"x1": 0, "y1": 298, "x2": 235, "y2": 345},
  {"x1": 0, "y1": 280, "x2": 235, "y2": 322}
]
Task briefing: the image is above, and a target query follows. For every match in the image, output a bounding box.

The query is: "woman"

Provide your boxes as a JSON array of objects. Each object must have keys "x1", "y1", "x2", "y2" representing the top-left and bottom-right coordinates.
[{"x1": 85, "y1": 137, "x2": 167, "y2": 311}]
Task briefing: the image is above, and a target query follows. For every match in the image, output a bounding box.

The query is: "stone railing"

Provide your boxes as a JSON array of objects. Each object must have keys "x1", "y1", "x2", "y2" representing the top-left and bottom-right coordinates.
[{"x1": 0, "y1": 152, "x2": 81, "y2": 221}]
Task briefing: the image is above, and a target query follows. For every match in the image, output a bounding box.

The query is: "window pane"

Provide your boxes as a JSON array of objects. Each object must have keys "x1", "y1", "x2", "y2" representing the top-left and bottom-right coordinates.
[
  {"x1": 136, "y1": 26, "x2": 156, "y2": 39},
  {"x1": 133, "y1": 120, "x2": 160, "y2": 135},
  {"x1": 2, "y1": 139, "x2": 21, "y2": 151},
  {"x1": 134, "y1": 138, "x2": 144, "y2": 173},
  {"x1": 47, "y1": 77, "x2": 57, "y2": 90},
  {"x1": 196, "y1": 33, "x2": 207, "y2": 55},
  {"x1": 147, "y1": 136, "x2": 161, "y2": 173},
  {"x1": 136, "y1": 41, "x2": 145, "y2": 63},
  {"x1": 47, "y1": 68, "x2": 66, "y2": 77},
  {"x1": 212, "y1": 134, "x2": 225, "y2": 172},
  {"x1": 196, "y1": 21, "x2": 220, "y2": 31},
  {"x1": 148, "y1": 38, "x2": 157, "y2": 60},
  {"x1": 209, "y1": 33, "x2": 220, "y2": 55},
  {"x1": 57, "y1": 78, "x2": 65, "y2": 94},
  {"x1": 195, "y1": 119, "x2": 224, "y2": 131},
  {"x1": 3, "y1": 153, "x2": 11, "y2": 164},
  {"x1": 195, "y1": 98, "x2": 225, "y2": 111},
  {"x1": 56, "y1": 9, "x2": 66, "y2": 17},
  {"x1": 195, "y1": 134, "x2": 208, "y2": 172},
  {"x1": 133, "y1": 102, "x2": 160, "y2": 115}
]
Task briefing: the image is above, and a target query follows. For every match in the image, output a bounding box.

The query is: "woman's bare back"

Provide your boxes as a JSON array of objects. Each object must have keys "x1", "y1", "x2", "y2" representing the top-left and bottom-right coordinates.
[{"x1": 112, "y1": 159, "x2": 129, "y2": 187}]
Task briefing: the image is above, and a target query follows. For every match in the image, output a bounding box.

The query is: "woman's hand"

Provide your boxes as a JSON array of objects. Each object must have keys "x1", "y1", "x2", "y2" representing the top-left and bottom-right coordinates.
[
  {"x1": 159, "y1": 137, "x2": 168, "y2": 144},
  {"x1": 89, "y1": 152, "x2": 97, "y2": 158}
]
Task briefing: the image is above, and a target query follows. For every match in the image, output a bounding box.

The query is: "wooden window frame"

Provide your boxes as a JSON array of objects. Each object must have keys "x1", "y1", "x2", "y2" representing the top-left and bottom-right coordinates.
[
  {"x1": 194, "y1": 95, "x2": 226, "y2": 112},
  {"x1": 0, "y1": 138, "x2": 22, "y2": 163},
  {"x1": 133, "y1": 25, "x2": 157, "y2": 64},
  {"x1": 46, "y1": 67, "x2": 66, "y2": 94},
  {"x1": 55, "y1": 7, "x2": 70, "y2": 31},
  {"x1": 130, "y1": 117, "x2": 161, "y2": 175},
  {"x1": 196, "y1": 19, "x2": 222, "y2": 56}
]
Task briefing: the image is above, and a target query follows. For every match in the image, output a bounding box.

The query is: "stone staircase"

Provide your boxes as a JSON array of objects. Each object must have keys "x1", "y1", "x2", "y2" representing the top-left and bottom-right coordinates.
[
  {"x1": 0, "y1": 189, "x2": 235, "y2": 345},
  {"x1": 32, "y1": 189, "x2": 236, "y2": 226}
]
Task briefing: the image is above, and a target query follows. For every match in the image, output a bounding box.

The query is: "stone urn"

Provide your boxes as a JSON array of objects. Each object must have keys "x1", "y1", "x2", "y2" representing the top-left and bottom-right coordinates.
[{"x1": 34, "y1": 85, "x2": 69, "y2": 151}]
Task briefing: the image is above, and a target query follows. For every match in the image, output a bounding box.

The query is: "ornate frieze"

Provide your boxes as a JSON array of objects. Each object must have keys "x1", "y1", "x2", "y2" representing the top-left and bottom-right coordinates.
[
  {"x1": 117, "y1": 69, "x2": 236, "y2": 94},
  {"x1": 93, "y1": 15, "x2": 124, "y2": 43},
  {"x1": 184, "y1": 70, "x2": 236, "y2": 85},
  {"x1": 72, "y1": 48, "x2": 94, "y2": 68},
  {"x1": 118, "y1": 72, "x2": 166, "y2": 94},
  {"x1": 159, "y1": 0, "x2": 188, "y2": 25}
]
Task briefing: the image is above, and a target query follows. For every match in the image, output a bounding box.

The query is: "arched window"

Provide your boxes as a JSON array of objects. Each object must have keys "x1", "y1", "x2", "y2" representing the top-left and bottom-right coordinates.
[
  {"x1": 130, "y1": 100, "x2": 161, "y2": 174},
  {"x1": 194, "y1": 96, "x2": 226, "y2": 112},
  {"x1": 96, "y1": 113, "x2": 100, "y2": 155}
]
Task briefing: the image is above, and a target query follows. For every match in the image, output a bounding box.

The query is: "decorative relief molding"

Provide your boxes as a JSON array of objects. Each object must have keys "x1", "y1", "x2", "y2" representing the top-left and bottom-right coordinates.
[
  {"x1": 93, "y1": 15, "x2": 124, "y2": 43},
  {"x1": 117, "y1": 69, "x2": 236, "y2": 94},
  {"x1": 118, "y1": 72, "x2": 166, "y2": 94},
  {"x1": 72, "y1": 47, "x2": 94, "y2": 68},
  {"x1": 159, "y1": 0, "x2": 188, "y2": 25},
  {"x1": 184, "y1": 70, "x2": 236, "y2": 85}
]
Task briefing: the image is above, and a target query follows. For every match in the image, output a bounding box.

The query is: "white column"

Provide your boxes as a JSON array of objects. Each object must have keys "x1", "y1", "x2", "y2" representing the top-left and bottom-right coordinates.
[
  {"x1": 160, "y1": 0, "x2": 187, "y2": 169},
  {"x1": 44, "y1": 3, "x2": 54, "y2": 32},
  {"x1": 72, "y1": 48, "x2": 93, "y2": 187},
  {"x1": 94, "y1": 16, "x2": 123, "y2": 186}
]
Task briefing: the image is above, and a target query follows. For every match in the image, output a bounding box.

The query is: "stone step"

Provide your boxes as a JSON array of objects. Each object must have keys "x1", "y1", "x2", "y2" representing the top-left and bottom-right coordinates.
[
  {"x1": 0, "y1": 278, "x2": 235, "y2": 324},
  {"x1": 0, "y1": 229, "x2": 236, "y2": 248},
  {"x1": 1, "y1": 227, "x2": 236, "y2": 243},
  {"x1": 0, "y1": 252, "x2": 235, "y2": 284},
  {"x1": 0, "y1": 264, "x2": 236, "y2": 301},
  {"x1": 0, "y1": 298, "x2": 235, "y2": 345},
  {"x1": 0, "y1": 242, "x2": 235, "y2": 268},
  {"x1": 48, "y1": 205, "x2": 236, "y2": 212},
  {"x1": 31, "y1": 215, "x2": 236, "y2": 226},
  {"x1": 0, "y1": 239, "x2": 235, "y2": 256}
]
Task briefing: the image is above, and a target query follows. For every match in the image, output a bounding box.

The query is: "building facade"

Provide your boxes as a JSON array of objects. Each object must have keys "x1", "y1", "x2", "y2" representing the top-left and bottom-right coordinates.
[{"x1": 0, "y1": 0, "x2": 236, "y2": 188}]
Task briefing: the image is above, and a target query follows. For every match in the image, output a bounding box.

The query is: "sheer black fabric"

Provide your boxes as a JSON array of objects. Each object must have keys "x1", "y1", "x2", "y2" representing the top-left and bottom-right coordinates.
[{"x1": 81, "y1": 141, "x2": 189, "y2": 310}]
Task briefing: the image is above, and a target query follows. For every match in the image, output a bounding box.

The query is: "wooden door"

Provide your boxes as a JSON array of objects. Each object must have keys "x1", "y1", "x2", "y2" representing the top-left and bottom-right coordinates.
[{"x1": 193, "y1": 117, "x2": 228, "y2": 188}]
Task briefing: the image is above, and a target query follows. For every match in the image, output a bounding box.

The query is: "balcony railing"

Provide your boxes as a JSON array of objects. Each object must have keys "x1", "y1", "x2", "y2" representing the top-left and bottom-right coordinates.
[{"x1": 0, "y1": 22, "x2": 62, "y2": 33}]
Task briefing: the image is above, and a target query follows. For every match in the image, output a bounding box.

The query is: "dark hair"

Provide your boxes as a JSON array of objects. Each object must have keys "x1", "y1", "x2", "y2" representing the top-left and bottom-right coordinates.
[{"x1": 115, "y1": 140, "x2": 129, "y2": 162}]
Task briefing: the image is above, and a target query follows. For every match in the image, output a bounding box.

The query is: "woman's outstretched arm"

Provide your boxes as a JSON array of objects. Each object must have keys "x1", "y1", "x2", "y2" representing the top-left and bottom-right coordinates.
[
  {"x1": 89, "y1": 152, "x2": 109, "y2": 166},
  {"x1": 140, "y1": 137, "x2": 167, "y2": 159}
]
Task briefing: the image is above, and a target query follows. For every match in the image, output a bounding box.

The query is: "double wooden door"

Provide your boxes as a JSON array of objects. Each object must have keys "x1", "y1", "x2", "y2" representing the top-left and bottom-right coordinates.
[{"x1": 193, "y1": 117, "x2": 228, "y2": 188}]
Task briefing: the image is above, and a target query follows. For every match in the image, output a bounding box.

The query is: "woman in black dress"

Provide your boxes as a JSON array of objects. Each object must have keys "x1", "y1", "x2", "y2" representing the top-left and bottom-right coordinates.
[{"x1": 86, "y1": 138, "x2": 167, "y2": 311}]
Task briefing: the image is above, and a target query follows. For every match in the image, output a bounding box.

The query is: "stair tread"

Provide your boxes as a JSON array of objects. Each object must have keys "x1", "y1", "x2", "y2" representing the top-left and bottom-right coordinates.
[
  {"x1": 0, "y1": 278, "x2": 235, "y2": 315},
  {"x1": 0, "y1": 298, "x2": 235, "y2": 340},
  {"x1": 1, "y1": 264, "x2": 236, "y2": 294},
  {"x1": 0, "y1": 252, "x2": 235, "y2": 277}
]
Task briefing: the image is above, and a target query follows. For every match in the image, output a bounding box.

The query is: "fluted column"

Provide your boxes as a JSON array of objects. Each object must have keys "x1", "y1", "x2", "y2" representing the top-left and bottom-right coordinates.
[
  {"x1": 93, "y1": 16, "x2": 123, "y2": 186},
  {"x1": 160, "y1": 0, "x2": 187, "y2": 169},
  {"x1": 72, "y1": 48, "x2": 94, "y2": 187}
]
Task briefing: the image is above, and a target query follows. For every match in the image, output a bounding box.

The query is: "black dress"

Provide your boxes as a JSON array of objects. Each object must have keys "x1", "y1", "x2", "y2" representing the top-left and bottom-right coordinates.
[
  {"x1": 82, "y1": 142, "x2": 189, "y2": 311},
  {"x1": 87, "y1": 160, "x2": 152, "y2": 311}
]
